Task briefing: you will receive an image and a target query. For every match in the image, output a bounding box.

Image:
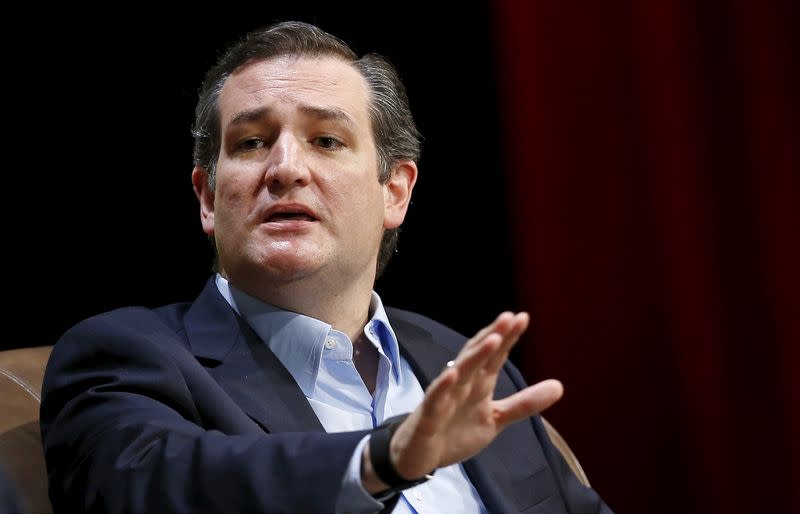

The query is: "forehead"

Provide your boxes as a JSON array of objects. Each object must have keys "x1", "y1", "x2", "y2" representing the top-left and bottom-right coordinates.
[{"x1": 217, "y1": 55, "x2": 371, "y2": 128}]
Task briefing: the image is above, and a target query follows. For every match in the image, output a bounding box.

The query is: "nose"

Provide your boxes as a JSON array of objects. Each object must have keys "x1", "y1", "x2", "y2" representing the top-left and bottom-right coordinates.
[{"x1": 263, "y1": 132, "x2": 311, "y2": 193}]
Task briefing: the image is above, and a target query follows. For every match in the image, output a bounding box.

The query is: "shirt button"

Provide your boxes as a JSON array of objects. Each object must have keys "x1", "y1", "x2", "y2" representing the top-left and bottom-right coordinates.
[
  {"x1": 325, "y1": 338, "x2": 336, "y2": 349},
  {"x1": 368, "y1": 325, "x2": 376, "y2": 335}
]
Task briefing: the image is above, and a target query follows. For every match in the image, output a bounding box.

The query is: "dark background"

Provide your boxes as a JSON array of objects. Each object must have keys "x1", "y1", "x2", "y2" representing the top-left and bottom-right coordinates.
[
  {"x1": 6, "y1": 2, "x2": 799, "y2": 513},
  {"x1": 6, "y1": 5, "x2": 514, "y2": 348}
]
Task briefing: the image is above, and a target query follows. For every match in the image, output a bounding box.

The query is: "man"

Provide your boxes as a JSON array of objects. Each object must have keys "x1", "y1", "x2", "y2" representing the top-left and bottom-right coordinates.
[{"x1": 41, "y1": 21, "x2": 612, "y2": 513}]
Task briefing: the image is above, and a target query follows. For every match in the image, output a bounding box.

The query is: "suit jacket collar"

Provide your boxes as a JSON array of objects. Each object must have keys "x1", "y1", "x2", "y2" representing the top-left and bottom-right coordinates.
[{"x1": 184, "y1": 278, "x2": 324, "y2": 433}]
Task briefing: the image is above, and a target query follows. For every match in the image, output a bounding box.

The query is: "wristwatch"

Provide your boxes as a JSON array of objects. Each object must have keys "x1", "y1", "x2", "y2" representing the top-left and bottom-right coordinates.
[{"x1": 369, "y1": 413, "x2": 435, "y2": 491}]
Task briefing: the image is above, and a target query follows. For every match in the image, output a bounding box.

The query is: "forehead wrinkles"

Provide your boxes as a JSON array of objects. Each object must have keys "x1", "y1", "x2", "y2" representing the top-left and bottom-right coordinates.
[{"x1": 219, "y1": 57, "x2": 370, "y2": 125}]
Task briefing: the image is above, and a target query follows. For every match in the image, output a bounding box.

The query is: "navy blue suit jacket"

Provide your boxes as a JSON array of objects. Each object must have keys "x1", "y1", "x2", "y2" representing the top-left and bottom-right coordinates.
[{"x1": 40, "y1": 278, "x2": 611, "y2": 513}]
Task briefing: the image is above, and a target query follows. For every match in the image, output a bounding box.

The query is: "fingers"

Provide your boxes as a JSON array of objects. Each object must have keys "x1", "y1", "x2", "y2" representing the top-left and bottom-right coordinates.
[
  {"x1": 421, "y1": 311, "x2": 532, "y2": 419},
  {"x1": 460, "y1": 312, "x2": 514, "y2": 353},
  {"x1": 492, "y1": 379, "x2": 564, "y2": 429},
  {"x1": 420, "y1": 365, "x2": 459, "y2": 418},
  {"x1": 453, "y1": 332, "x2": 502, "y2": 383},
  {"x1": 485, "y1": 312, "x2": 529, "y2": 375},
  {"x1": 420, "y1": 331, "x2": 503, "y2": 419},
  {"x1": 454, "y1": 311, "x2": 527, "y2": 370}
]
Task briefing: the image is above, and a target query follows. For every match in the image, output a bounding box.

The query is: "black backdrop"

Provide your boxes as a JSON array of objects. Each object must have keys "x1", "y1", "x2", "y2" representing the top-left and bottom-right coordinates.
[{"x1": 5, "y1": 7, "x2": 515, "y2": 352}]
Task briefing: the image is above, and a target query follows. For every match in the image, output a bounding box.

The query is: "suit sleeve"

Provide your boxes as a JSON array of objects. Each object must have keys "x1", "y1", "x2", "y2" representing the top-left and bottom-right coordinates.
[
  {"x1": 503, "y1": 362, "x2": 614, "y2": 514},
  {"x1": 40, "y1": 312, "x2": 370, "y2": 514}
]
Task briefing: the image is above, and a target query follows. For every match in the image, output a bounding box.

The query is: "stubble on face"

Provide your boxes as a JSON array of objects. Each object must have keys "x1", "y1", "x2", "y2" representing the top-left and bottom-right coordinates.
[{"x1": 209, "y1": 56, "x2": 387, "y2": 297}]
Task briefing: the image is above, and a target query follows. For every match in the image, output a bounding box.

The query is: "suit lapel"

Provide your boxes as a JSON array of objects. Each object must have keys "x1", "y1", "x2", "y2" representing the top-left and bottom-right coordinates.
[
  {"x1": 183, "y1": 278, "x2": 324, "y2": 434},
  {"x1": 389, "y1": 317, "x2": 452, "y2": 389}
]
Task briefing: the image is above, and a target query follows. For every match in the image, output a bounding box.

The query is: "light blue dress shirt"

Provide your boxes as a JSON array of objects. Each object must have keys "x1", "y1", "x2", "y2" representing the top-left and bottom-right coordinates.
[{"x1": 216, "y1": 275, "x2": 487, "y2": 514}]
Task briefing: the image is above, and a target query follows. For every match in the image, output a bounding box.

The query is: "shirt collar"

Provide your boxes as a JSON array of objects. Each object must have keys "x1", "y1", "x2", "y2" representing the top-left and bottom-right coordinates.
[
  {"x1": 367, "y1": 292, "x2": 403, "y2": 384},
  {"x1": 214, "y1": 274, "x2": 403, "y2": 394}
]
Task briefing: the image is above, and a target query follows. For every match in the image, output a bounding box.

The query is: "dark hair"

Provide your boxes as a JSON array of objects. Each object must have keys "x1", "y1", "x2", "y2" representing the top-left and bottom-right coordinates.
[{"x1": 192, "y1": 21, "x2": 420, "y2": 277}]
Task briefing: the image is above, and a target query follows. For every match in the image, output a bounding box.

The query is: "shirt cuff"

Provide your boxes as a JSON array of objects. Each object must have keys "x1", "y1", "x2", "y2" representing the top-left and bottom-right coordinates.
[{"x1": 335, "y1": 435, "x2": 390, "y2": 514}]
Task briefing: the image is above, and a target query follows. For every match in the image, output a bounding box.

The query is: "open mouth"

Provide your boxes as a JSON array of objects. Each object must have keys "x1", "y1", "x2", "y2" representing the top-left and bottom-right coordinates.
[
  {"x1": 262, "y1": 203, "x2": 319, "y2": 225},
  {"x1": 266, "y1": 212, "x2": 317, "y2": 222}
]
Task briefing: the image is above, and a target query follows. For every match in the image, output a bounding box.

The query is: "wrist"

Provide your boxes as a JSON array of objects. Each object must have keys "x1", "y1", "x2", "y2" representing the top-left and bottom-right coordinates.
[
  {"x1": 366, "y1": 414, "x2": 434, "y2": 493},
  {"x1": 361, "y1": 440, "x2": 391, "y2": 494}
]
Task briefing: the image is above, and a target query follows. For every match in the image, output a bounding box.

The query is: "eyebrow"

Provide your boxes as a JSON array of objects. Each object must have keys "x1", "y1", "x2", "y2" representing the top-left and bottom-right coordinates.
[
  {"x1": 228, "y1": 105, "x2": 356, "y2": 129},
  {"x1": 229, "y1": 107, "x2": 271, "y2": 126}
]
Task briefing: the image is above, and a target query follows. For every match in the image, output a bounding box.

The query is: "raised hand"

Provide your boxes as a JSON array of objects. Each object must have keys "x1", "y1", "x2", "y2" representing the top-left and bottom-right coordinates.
[{"x1": 363, "y1": 312, "x2": 564, "y2": 491}]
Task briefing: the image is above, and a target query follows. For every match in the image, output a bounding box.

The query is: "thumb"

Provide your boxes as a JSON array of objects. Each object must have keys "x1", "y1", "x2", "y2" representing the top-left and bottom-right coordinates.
[{"x1": 493, "y1": 379, "x2": 564, "y2": 429}]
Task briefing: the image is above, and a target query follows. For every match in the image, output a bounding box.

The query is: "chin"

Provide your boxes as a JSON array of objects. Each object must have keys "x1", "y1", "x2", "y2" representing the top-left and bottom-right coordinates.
[{"x1": 257, "y1": 253, "x2": 324, "y2": 283}]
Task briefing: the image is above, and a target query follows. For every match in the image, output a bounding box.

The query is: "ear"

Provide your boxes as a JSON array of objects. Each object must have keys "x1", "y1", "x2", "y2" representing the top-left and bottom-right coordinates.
[
  {"x1": 383, "y1": 160, "x2": 418, "y2": 229},
  {"x1": 192, "y1": 166, "x2": 215, "y2": 236}
]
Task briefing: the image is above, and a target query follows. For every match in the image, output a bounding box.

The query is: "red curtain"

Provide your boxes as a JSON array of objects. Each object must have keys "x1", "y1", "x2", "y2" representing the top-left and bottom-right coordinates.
[{"x1": 493, "y1": 1, "x2": 798, "y2": 512}]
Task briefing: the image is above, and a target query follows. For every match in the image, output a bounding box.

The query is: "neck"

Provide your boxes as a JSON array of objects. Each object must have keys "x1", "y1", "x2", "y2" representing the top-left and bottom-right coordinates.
[{"x1": 224, "y1": 268, "x2": 376, "y2": 342}]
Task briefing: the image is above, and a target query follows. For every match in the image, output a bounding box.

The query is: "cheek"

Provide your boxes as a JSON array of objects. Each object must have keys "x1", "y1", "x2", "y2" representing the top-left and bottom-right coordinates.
[
  {"x1": 329, "y1": 166, "x2": 381, "y2": 200},
  {"x1": 215, "y1": 175, "x2": 252, "y2": 212},
  {"x1": 213, "y1": 188, "x2": 253, "y2": 238}
]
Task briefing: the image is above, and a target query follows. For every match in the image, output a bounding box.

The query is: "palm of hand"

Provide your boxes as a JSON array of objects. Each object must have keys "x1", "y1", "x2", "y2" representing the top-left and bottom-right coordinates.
[{"x1": 389, "y1": 312, "x2": 564, "y2": 480}]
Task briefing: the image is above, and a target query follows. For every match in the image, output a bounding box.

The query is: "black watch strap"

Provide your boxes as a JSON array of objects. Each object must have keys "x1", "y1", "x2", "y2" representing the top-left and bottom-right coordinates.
[{"x1": 369, "y1": 413, "x2": 434, "y2": 491}]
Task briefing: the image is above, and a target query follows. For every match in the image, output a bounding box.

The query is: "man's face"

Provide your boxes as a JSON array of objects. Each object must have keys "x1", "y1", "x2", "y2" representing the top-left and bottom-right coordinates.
[{"x1": 193, "y1": 56, "x2": 413, "y2": 291}]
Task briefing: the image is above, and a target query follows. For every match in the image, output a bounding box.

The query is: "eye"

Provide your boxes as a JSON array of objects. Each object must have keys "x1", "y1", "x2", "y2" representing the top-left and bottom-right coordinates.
[
  {"x1": 314, "y1": 136, "x2": 344, "y2": 150},
  {"x1": 239, "y1": 138, "x2": 266, "y2": 151}
]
